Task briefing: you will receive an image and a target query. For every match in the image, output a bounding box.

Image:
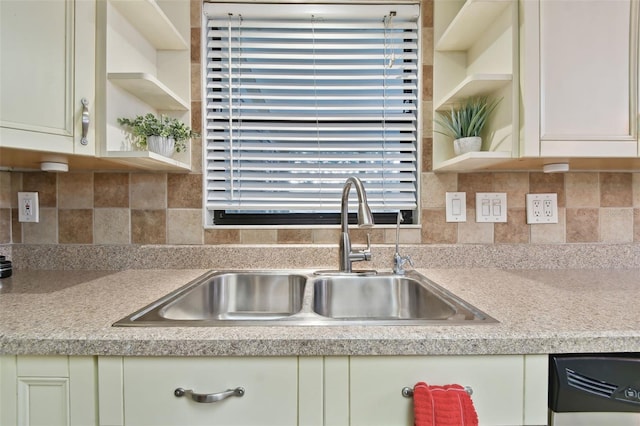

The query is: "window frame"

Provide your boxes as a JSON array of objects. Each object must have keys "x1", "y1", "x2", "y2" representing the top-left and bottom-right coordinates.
[{"x1": 201, "y1": 1, "x2": 422, "y2": 227}]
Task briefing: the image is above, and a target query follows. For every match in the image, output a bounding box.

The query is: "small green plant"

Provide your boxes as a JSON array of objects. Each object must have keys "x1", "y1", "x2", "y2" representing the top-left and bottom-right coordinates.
[
  {"x1": 434, "y1": 96, "x2": 501, "y2": 140},
  {"x1": 117, "y1": 113, "x2": 198, "y2": 153}
]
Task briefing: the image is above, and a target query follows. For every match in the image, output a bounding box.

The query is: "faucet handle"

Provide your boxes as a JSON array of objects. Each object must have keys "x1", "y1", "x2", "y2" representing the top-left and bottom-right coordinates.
[
  {"x1": 348, "y1": 232, "x2": 373, "y2": 264},
  {"x1": 393, "y1": 253, "x2": 414, "y2": 275}
]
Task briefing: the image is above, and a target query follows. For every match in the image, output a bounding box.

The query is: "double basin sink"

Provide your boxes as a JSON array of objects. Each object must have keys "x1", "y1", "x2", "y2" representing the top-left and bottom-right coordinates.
[{"x1": 114, "y1": 270, "x2": 496, "y2": 327}]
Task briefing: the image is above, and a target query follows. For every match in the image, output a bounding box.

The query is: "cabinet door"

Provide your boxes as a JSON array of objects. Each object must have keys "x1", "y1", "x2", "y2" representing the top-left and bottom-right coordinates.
[
  {"x1": 123, "y1": 357, "x2": 298, "y2": 426},
  {"x1": 349, "y1": 355, "x2": 526, "y2": 426},
  {"x1": 18, "y1": 377, "x2": 69, "y2": 426},
  {"x1": 0, "y1": 356, "x2": 96, "y2": 426},
  {"x1": 522, "y1": 0, "x2": 638, "y2": 157},
  {"x1": 0, "y1": 0, "x2": 95, "y2": 156}
]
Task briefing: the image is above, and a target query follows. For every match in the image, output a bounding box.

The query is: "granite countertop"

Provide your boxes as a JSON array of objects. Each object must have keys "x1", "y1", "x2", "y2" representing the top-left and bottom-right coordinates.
[{"x1": 0, "y1": 267, "x2": 639, "y2": 357}]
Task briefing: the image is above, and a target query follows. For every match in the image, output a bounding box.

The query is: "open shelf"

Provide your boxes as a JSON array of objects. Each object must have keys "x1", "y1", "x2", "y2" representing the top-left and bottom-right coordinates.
[
  {"x1": 108, "y1": 73, "x2": 189, "y2": 111},
  {"x1": 109, "y1": 0, "x2": 188, "y2": 50},
  {"x1": 432, "y1": 151, "x2": 513, "y2": 172},
  {"x1": 102, "y1": 150, "x2": 191, "y2": 172},
  {"x1": 435, "y1": 73, "x2": 512, "y2": 110},
  {"x1": 436, "y1": 0, "x2": 512, "y2": 51},
  {"x1": 433, "y1": 0, "x2": 517, "y2": 171},
  {"x1": 96, "y1": 0, "x2": 192, "y2": 171}
]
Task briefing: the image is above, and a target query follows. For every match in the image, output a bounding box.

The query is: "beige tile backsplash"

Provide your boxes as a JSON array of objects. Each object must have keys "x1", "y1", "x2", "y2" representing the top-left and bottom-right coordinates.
[{"x1": 1, "y1": 0, "x2": 639, "y2": 247}]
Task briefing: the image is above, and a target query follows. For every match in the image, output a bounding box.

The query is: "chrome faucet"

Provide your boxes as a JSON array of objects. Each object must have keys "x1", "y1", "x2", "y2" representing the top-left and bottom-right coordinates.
[
  {"x1": 339, "y1": 177, "x2": 374, "y2": 273},
  {"x1": 393, "y1": 211, "x2": 414, "y2": 275}
]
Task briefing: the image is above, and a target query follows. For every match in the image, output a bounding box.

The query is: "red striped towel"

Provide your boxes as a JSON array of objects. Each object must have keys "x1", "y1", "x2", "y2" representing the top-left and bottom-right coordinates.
[{"x1": 413, "y1": 382, "x2": 478, "y2": 426}]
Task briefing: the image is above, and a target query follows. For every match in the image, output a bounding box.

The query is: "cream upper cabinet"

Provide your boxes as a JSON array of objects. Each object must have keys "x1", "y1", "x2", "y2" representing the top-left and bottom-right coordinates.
[
  {"x1": 0, "y1": 0, "x2": 192, "y2": 172},
  {"x1": 520, "y1": 0, "x2": 639, "y2": 158},
  {"x1": 0, "y1": 0, "x2": 96, "y2": 158}
]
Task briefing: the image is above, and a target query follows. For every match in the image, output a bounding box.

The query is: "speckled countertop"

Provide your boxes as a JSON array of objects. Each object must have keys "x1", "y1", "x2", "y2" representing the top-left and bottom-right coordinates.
[{"x1": 1, "y1": 267, "x2": 639, "y2": 356}]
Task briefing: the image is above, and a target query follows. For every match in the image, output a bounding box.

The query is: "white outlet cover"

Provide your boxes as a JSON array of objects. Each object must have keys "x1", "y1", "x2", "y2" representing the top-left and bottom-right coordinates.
[
  {"x1": 526, "y1": 193, "x2": 558, "y2": 224},
  {"x1": 18, "y1": 191, "x2": 39, "y2": 223}
]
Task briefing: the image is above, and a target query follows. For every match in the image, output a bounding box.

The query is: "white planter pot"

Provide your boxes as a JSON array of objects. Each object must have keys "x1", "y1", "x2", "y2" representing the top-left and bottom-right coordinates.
[
  {"x1": 147, "y1": 136, "x2": 175, "y2": 158},
  {"x1": 453, "y1": 136, "x2": 482, "y2": 156}
]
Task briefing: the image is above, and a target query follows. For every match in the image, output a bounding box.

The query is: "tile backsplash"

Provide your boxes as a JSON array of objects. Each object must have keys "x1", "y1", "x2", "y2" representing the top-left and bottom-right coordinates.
[
  {"x1": 0, "y1": 0, "x2": 639, "y2": 247},
  {"x1": 1, "y1": 170, "x2": 639, "y2": 246}
]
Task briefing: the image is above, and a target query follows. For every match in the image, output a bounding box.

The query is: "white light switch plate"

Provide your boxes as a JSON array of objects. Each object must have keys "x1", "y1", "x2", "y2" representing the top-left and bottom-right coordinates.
[
  {"x1": 445, "y1": 192, "x2": 466, "y2": 222},
  {"x1": 475, "y1": 192, "x2": 507, "y2": 223}
]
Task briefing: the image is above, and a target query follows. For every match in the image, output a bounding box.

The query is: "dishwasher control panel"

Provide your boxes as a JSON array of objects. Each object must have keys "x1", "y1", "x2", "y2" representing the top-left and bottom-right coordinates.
[{"x1": 550, "y1": 353, "x2": 640, "y2": 413}]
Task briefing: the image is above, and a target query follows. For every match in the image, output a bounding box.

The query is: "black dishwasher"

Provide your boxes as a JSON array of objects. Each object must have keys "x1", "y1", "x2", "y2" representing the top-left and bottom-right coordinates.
[{"x1": 549, "y1": 353, "x2": 640, "y2": 425}]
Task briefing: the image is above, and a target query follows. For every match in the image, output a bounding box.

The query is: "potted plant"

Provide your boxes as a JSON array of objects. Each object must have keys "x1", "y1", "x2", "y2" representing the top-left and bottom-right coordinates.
[
  {"x1": 117, "y1": 113, "x2": 198, "y2": 157},
  {"x1": 435, "y1": 96, "x2": 501, "y2": 156}
]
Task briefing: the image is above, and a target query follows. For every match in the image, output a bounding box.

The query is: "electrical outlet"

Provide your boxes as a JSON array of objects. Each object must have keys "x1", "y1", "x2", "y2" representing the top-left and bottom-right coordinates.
[
  {"x1": 526, "y1": 193, "x2": 558, "y2": 224},
  {"x1": 18, "y1": 192, "x2": 39, "y2": 223},
  {"x1": 475, "y1": 193, "x2": 507, "y2": 223},
  {"x1": 445, "y1": 192, "x2": 466, "y2": 222}
]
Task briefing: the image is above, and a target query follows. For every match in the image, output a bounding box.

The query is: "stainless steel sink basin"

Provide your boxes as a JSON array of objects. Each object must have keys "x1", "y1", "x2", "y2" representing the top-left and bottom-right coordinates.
[
  {"x1": 114, "y1": 271, "x2": 307, "y2": 326},
  {"x1": 114, "y1": 270, "x2": 496, "y2": 327},
  {"x1": 311, "y1": 271, "x2": 494, "y2": 324},
  {"x1": 312, "y1": 275, "x2": 456, "y2": 320}
]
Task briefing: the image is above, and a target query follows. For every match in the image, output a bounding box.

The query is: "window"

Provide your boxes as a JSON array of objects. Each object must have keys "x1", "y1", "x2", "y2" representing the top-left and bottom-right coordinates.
[{"x1": 203, "y1": 3, "x2": 420, "y2": 226}]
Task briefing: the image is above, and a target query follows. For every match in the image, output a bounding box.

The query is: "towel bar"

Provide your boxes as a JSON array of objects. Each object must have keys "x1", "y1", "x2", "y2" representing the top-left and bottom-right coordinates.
[{"x1": 402, "y1": 385, "x2": 473, "y2": 398}]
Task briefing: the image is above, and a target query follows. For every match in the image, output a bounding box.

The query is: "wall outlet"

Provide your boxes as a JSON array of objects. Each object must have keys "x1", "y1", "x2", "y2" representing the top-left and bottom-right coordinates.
[
  {"x1": 475, "y1": 193, "x2": 507, "y2": 223},
  {"x1": 526, "y1": 193, "x2": 558, "y2": 224},
  {"x1": 18, "y1": 192, "x2": 39, "y2": 223},
  {"x1": 445, "y1": 192, "x2": 466, "y2": 222}
]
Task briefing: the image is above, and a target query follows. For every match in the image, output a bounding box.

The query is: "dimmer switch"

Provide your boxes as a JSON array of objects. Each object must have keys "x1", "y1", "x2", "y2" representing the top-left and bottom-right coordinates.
[{"x1": 475, "y1": 193, "x2": 507, "y2": 223}]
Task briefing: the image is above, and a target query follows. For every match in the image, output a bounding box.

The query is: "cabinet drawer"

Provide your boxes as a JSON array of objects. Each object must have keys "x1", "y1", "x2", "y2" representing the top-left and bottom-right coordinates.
[
  {"x1": 349, "y1": 355, "x2": 525, "y2": 426},
  {"x1": 123, "y1": 357, "x2": 298, "y2": 426}
]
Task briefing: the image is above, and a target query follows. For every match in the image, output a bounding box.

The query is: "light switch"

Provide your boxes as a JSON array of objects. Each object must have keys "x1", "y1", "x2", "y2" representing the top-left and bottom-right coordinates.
[
  {"x1": 481, "y1": 199, "x2": 490, "y2": 216},
  {"x1": 452, "y1": 199, "x2": 462, "y2": 215},
  {"x1": 492, "y1": 199, "x2": 501, "y2": 216},
  {"x1": 475, "y1": 193, "x2": 507, "y2": 223},
  {"x1": 445, "y1": 192, "x2": 466, "y2": 222}
]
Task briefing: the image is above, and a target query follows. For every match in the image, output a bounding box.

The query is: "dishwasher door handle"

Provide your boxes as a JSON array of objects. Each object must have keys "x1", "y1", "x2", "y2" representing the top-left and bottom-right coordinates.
[{"x1": 174, "y1": 387, "x2": 245, "y2": 403}]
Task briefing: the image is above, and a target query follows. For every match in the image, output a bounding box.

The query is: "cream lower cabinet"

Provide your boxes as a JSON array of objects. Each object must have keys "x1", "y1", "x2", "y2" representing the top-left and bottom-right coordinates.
[
  {"x1": 330, "y1": 355, "x2": 548, "y2": 426},
  {"x1": 98, "y1": 356, "x2": 301, "y2": 426},
  {"x1": 0, "y1": 356, "x2": 97, "y2": 426},
  {"x1": 1, "y1": 354, "x2": 547, "y2": 426}
]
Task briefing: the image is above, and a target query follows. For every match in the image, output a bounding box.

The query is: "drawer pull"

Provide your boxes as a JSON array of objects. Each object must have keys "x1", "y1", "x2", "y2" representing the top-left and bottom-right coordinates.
[{"x1": 174, "y1": 387, "x2": 245, "y2": 403}]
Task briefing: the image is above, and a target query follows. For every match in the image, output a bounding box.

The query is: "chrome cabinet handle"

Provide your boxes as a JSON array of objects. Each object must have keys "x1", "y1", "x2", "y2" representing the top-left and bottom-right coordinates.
[
  {"x1": 174, "y1": 387, "x2": 245, "y2": 403},
  {"x1": 80, "y1": 98, "x2": 89, "y2": 145}
]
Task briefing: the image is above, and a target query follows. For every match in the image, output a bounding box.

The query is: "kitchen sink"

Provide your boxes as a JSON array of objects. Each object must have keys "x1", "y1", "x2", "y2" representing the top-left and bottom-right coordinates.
[
  {"x1": 312, "y1": 275, "x2": 457, "y2": 320},
  {"x1": 114, "y1": 271, "x2": 307, "y2": 325},
  {"x1": 113, "y1": 270, "x2": 496, "y2": 326}
]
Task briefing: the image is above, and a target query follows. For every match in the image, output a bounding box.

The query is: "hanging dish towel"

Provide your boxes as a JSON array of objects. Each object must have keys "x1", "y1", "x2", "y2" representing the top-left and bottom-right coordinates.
[{"x1": 413, "y1": 382, "x2": 478, "y2": 426}]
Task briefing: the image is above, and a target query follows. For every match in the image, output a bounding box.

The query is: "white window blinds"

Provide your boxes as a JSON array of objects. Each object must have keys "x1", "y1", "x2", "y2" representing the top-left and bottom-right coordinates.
[{"x1": 203, "y1": 3, "x2": 420, "y2": 222}]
